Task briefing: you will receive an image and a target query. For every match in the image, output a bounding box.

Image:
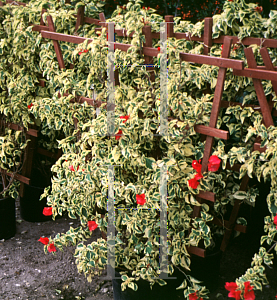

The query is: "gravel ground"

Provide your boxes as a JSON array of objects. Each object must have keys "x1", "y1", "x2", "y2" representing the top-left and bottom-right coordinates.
[{"x1": 1, "y1": 196, "x2": 277, "y2": 300}]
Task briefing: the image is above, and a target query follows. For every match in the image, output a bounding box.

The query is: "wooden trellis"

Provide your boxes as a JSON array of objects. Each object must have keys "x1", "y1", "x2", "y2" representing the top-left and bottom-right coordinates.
[{"x1": 3, "y1": 1, "x2": 277, "y2": 256}]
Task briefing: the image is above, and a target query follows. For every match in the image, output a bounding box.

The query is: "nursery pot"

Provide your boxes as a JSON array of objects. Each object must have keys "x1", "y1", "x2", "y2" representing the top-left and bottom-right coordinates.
[
  {"x1": 20, "y1": 183, "x2": 51, "y2": 222},
  {"x1": 189, "y1": 250, "x2": 222, "y2": 292},
  {"x1": 112, "y1": 266, "x2": 186, "y2": 300},
  {"x1": 0, "y1": 196, "x2": 16, "y2": 240}
]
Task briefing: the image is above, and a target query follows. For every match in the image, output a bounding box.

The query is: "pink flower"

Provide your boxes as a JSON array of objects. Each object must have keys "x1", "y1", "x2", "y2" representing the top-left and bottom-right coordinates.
[
  {"x1": 208, "y1": 155, "x2": 221, "y2": 172},
  {"x1": 38, "y1": 237, "x2": 49, "y2": 245},
  {"x1": 188, "y1": 177, "x2": 200, "y2": 189},
  {"x1": 48, "y1": 243, "x2": 56, "y2": 252},
  {"x1": 244, "y1": 281, "x2": 255, "y2": 300},
  {"x1": 120, "y1": 115, "x2": 130, "y2": 123},
  {"x1": 69, "y1": 165, "x2": 75, "y2": 172},
  {"x1": 88, "y1": 221, "x2": 98, "y2": 231},
  {"x1": 192, "y1": 159, "x2": 202, "y2": 174},
  {"x1": 115, "y1": 130, "x2": 123, "y2": 140},
  {"x1": 42, "y1": 207, "x2": 52, "y2": 216},
  {"x1": 136, "y1": 193, "x2": 146, "y2": 205}
]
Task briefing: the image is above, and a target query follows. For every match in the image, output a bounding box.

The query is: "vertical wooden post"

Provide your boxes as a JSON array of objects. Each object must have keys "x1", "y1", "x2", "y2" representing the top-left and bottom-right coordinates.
[
  {"x1": 142, "y1": 26, "x2": 155, "y2": 82},
  {"x1": 99, "y1": 12, "x2": 106, "y2": 23},
  {"x1": 165, "y1": 15, "x2": 174, "y2": 38},
  {"x1": 40, "y1": 8, "x2": 47, "y2": 26},
  {"x1": 46, "y1": 15, "x2": 66, "y2": 70},
  {"x1": 192, "y1": 37, "x2": 233, "y2": 219},
  {"x1": 203, "y1": 18, "x2": 213, "y2": 56},
  {"x1": 75, "y1": 5, "x2": 85, "y2": 32}
]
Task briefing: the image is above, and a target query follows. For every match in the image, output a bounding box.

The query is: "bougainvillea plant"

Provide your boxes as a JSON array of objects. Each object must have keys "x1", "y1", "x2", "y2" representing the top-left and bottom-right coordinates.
[{"x1": 2, "y1": 0, "x2": 277, "y2": 299}]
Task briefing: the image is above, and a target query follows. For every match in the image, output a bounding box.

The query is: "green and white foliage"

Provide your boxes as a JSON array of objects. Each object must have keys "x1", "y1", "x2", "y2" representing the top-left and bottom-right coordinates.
[{"x1": 2, "y1": 0, "x2": 277, "y2": 298}]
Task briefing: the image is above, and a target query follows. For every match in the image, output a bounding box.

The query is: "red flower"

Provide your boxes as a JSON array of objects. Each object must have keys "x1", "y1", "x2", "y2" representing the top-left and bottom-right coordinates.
[
  {"x1": 225, "y1": 282, "x2": 241, "y2": 300},
  {"x1": 221, "y1": 45, "x2": 224, "y2": 50},
  {"x1": 69, "y1": 165, "x2": 75, "y2": 172},
  {"x1": 38, "y1": 237, "x2": 49, "y2": 245},
  {"x1": 244, "y1": 281, "x2": 255, "y2": 300},
  {"x1": 136, "y1": 193, "x2": 146, "y2": 205},
  {"x1": 208, "y1": 155, "x2": 221, "y2": 172},
  {"x1": 120, "y1": 115, "x2": 130, "y2": 123},
  {"x1": 189, "y1": 293, "x2": 198, "y2": 300},
  {"x1": 88, "y1": 220, "x2": 98, "y2": 231},
  {"x1": 274, "y1": 214, "x2": 277, "y2": 228},
  {"x1": 48, "y1": 243, "x2": 56, "y2": 252},
  {"x1": 194, "y1": 173, "x2": 203, "y2": 180},
  {"x1": 142, "y1": 6, "x2": 145, "y2": 9},
  {"x1": 157, "y1": 46, "x2": 160, "y2": 51},
  {"x1": 147, "y1": 6, "x2": 150, "y2": 10},
  {"x1": 255, "y1": 6, "x2": 263, "y2": 13},
  {"x1": 228, "y1": 0, "x2": 233, "y2": 1},
  {"x1": 188, "y1": 177, "x2": 200, "y2": 189},
  {"x1": 43, "y1": 207, "x2": 52, "y2": 216},
  {"x1": 192, "y1": 159, "x2": 202, "y2": 174},
  {"x1": 28, "y1": 103, "x2": 33, "y2": 109},
  {"x1": 115, "y1": 130, "x2": 123, "y2": 140},
  {"x1": 118, "y1": 12, "x2": 120, "y2": 15}
]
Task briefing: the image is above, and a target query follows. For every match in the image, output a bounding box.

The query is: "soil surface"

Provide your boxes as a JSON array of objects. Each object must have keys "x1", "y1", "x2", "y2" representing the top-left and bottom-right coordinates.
[{"x1": 1, "y1": 197, "x2": 277, "y2": 300}]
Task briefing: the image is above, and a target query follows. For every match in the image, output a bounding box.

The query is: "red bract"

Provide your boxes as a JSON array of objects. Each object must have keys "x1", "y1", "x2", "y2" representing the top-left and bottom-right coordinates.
[
  {"x1": 188, "y1": 177, "x2": 200, "y2": 189},
  {"x1": 221, "y1": 45, "x2": 224, "y2": 49},
  {"x1": 136, "y1": 193, "x2": 146, "y2": 205},
  {"x1": 208, "y1": 155, "x2": 221, "y2": 172},
  {"x1": 48, "y1": 243, "x2": 56, "y2": 252},
  {"x1": 88, "y1": 220, "x2": 98, "y2": 231},
  {"x1": 225, "y1": 282, "x2": 241, "y2": 300},
  {"x1": 115, "y1": 130, "x2": 123, "y2": 140},
  {"x1": 189, "y1": 293, "x2": 198, "y2": 300},
  {"x1": 157, "y1": 46, "x2": 160, "y2": 51},
  {"x1": 69, "y1": 165, "x2": 75, "y2": 172},
  {"x1": 244, "y1": 281, "x2": 255, "y2": 300},
  {"x1": 38, "y1": 237, "x2": 49, "y2": 245},
  {"x1": 142, "y1": 6, "x2": 145, "y2": 9},
  {"x1": 28, "y1": 103, "x2": 33, "y2": 109},
  {"x1": 120, "y1": 115, "x2": 130, "y2": 123},
  {"x1": 274, "y1": 214, "x2": 277, "y2": 228},
  {"x1": 43, "y1": 207, "x2": 52, "y2": 216},
  {"x1": 192, "y1": 159, "x2": 202, "y2": 174},
  {"x1": 147, "y1": 6, "x2": 150, "y2": 10},
  {"x1": 255, "y1": 6, "x2": 263, "y2": 13},
  {"x1": 194, "y1": 173, "x2": 203, "y2": 180}
]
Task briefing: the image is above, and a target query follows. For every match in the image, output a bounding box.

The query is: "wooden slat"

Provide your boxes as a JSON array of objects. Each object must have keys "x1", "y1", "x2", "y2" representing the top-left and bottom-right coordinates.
[
  {"x1": 142, "y1": 25, "x2": 155, "y2": 82},
  {"x1": 193, "y1": 37, "x2": 233, "y2": 220},
  {"x1": 212, "y1": 217, "x2": 247, "y2": 233},
  {"x1": 46, "y1": 16, "x2": 66, "y2": 70},
  {"x1": 37, "y1": 147, "x2": 61, "y2": 160},
  {"x1": 195, "y1": 125, "x2": 229, "y2": 140},
  {"x1": 198, "y1": 191, "x2": 215, "y2": 202},
  {"x1": 233, "y1": 68, "x2": 277, "y2": 82},
  {"x1": 220, "y1": 175, "x2": 249, "y2": 251},
  {"x1": 165, "y1": 15, "x2": 174, "y2": 38},
  {"x1": 180, "y1": 53, "x2": 244, "y2": 70},
  {"x1": 6, "y1": 0, "x2": 26, "y2": 6},
  {"x1": 203, "y1": 18, "x2": 213, "y2": 56},
  {"x1": 253, "y1": 143, "x2": 267, "y2": 153},
  {"x1": 225, "y1": 162, "x2": 241, "y2": 172},
  {"x1": 31, "y1": 25, "x2": 50, "y2": 32},
  {"x1": 6, "y1": 123, "x2": 38, "y2": 137},
  {"x1": 0, "y1": 168, "x2": 30, "y2": 185},
  {"x1": 75, "y1": 5, "x2": 85, "y2": 32},
  {"x1": 41, "y1": 31, "x2": 93, "y2": 44},
  {"x1": 244, "y1": 48, "x2": 274, "y2": 128},
  {"x1": 214, "y1": 36, "x2": 277, "y2": 48},
  {"x1": 40, "y1": 8, "x2": 47, "y2": 26},
  {"x1": 187, "y1": 246, "x2": 206, "y2": 258}
]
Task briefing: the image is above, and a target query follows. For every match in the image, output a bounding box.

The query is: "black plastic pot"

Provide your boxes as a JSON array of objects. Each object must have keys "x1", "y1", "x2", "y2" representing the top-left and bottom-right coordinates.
[
  {"x1": 0, "y1": 196, "x2": 16, "y2": 240},
  {"x1": 20, "y1": 183, "x2": 51, "y2": 222},
  {"x1": 112, "y1": 250, "x2": 222, "y2": 300},
  {"x1": 189, "y1": 250, "x2": 222, "y2": 292},
  {"x1": 112, "y1": 267, "x2": 185, "y2": 300}
]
